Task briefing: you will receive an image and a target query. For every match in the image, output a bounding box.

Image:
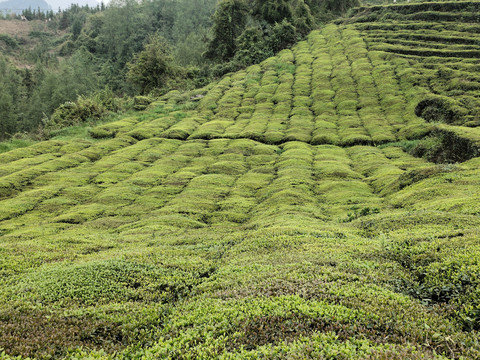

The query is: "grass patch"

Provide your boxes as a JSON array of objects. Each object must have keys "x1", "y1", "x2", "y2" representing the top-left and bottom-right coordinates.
[{"x1": 0, "y1": 138, "x2": 36, "y2": 154}]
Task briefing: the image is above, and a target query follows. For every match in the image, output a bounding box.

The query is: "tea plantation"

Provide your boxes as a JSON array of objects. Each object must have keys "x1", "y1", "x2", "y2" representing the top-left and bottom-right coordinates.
[{"x1": 2, "y1": 2, "x2": 480, "y2": 359}]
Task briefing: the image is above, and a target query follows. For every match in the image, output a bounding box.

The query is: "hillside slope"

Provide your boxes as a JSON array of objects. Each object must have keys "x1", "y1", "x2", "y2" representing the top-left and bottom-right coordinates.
[{"x1": 1, "y1": 3, "x2": 480, "y2": 359}]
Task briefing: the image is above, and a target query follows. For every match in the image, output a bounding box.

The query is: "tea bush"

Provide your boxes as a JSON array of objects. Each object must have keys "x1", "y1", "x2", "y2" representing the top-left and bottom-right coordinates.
[{"x1": 2, "y1": 8, "x2": 480, "y2": 358}]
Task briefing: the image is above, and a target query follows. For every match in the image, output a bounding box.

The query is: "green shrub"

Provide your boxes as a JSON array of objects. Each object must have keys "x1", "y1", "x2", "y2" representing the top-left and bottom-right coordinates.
[
  {"x1": 58, "y1": 40, "x2": 75, "y2": 56},
  {"x1": 18, "y1": 259, "x2": 193, "y2": 305},
  {"x1": 133, "y1": 96, "x2": 154, "y2": 111},
  {"x1": 45, "y1": 88, "x2": 121, "y2": 136},
  {"x1": 415, "y1": 95, "x2": 468, "y2": 124},
  {"x1": 46, "y1": 98, "x2": 105, "y2": 132},
  {"x1": 411, "y1": 128, "x2": 480, "y2": 163},
  {"x1": 0, "y1": 34, "x2": 18, "y2": 49}
]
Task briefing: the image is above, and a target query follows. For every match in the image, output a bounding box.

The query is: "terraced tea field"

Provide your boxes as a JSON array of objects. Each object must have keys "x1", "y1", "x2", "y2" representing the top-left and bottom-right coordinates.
[
  {"x1": 349, "y1": 1, "x2": 480, "y2": 128},
  {"x1": 2, "y1": 3, "x2": 480, "y2": 359}
]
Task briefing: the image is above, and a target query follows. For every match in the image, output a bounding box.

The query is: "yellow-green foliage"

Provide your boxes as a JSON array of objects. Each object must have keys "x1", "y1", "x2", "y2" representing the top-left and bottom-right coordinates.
[
  {"x1": 90, "y1": 117, "x2": 140, "y2": 139},
  {"x1": 3, "y1": 12, "x2": 480, "y2": 360}
]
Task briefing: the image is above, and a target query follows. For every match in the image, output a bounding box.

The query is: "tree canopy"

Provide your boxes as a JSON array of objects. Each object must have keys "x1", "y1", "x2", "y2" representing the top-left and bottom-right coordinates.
[
  {"x1": 126, "y1": 34, "x2": 180, "y2": 95},
  {"x1": 205, "y1": 0, "x2": 358, "y2": 71}
]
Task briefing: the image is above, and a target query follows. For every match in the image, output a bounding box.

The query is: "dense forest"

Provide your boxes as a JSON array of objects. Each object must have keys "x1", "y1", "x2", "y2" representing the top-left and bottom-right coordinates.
[{"x1": 0, "y1": 0, "x2": 359, "y2": 140}]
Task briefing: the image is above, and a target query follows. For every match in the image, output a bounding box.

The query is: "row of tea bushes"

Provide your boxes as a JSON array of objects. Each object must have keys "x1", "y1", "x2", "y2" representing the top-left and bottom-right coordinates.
[
  {"x1": 84, "y1": 25, "x2": 431, "y2": 147},
  {"x1": 353, "y1": 11, "x2": 480, "y2": 129},
  {"x1": 0, "y1": 138, "x2": 437, "y2": 243}
]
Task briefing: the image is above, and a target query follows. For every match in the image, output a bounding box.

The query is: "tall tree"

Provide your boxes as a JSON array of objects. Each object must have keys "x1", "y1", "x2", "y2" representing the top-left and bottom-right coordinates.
[
  {"x1": 0, "y1": 89, "x2": 16, "y2": 140},
  {"x1": 205, "y1": 0, "x2": 249, "y2": 62},
  {"x1": 253, "y1": 0, "x2": 293, "y2": 24},
  {"x1": 306, "y1": 0, "x2": 360, "y2": 19},
  {"x1": 126, "y1": 33, "x2": 179, "y2": 94},
  {"x1": 291, "y1": 0, "x2": 314, "y2": 36}
]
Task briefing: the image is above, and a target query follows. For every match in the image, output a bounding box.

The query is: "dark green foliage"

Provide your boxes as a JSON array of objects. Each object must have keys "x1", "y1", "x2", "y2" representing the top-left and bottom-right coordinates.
[
  {"x1": 415, "y1": 95, "x2": 467, "y2": 124},
  {"x1": 205, "y1": 0, "x2": 249, "y2": 62},
  {"x1": 0, "y1": 308, "x2": 127, "y2": 359},
  {"x1": 126, "y1": 34, "x2": 181, "y2": 95},
  {"x1": 234, "y1": 27, "x2": 274, "y2": 66},
  {"x1": 58, "y1": 40, "x2": 75, "y2": 56},
  {"x1": 23, "y1": 49, "x2": 100, "y2": 131},
  {"x1": 45, "y1": 88, "x2": 120, "y2": 134},
  {"x1": 205, "y1": 0, "x2": 356, "y2": 70},
  {"x1": 464, "y1": 308, "x2": 480, "y2": 331},
  {"x1": 318, "y1": 0, "x2": 361, "y2": 15},
  {"x1": 411, "y1": 129, "x2": 480, "y2": 163},
  {"x1": 0, "y1": 34, "x2": 18, "y2": 49},
  {"x1": 0, "y1": 90, "x2": 16, "y2": 140},
  {"x1": 291, "y1": 0, "x2": 315, "y2": 36},
  {"x1": 268, "y1": 20, "x2": 297, "y2": 53},
  {"x1": 71, "y1": 14, "x2": 85, "y2": 41},
  {"x1": 344, "y1": 206, "x2": 380, "y2": 222},
  {"x1": 253, "y1": 0, "x2": 293, "y2": 24},
  {"x1": 46, "y1": 98, "x2": 105, "y2": 130}
]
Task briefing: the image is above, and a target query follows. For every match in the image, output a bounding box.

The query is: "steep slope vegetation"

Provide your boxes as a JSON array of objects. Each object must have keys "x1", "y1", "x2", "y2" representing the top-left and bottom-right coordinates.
[
  {"x1": 1, "y1": 3, "x2": 480, "y2": 359},
  {"x1": 347, "y1": 1, "x2": 480, "y2": 162},
  {"x1": 92, "y1": 26, "x2": 428, "y2": 146}
]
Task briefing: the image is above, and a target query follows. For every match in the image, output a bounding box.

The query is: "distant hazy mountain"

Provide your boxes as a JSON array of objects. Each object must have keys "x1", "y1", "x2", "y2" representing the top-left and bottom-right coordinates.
[
  {"x1": 47, "y1": 0, "x2": 100, "y2": 11},
  {"x1": 0, "y1": 0, "x2": 101, "y2": 13},
  {"x1": 0, "y1": 0, "x2": 51, "y2": 13}
]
